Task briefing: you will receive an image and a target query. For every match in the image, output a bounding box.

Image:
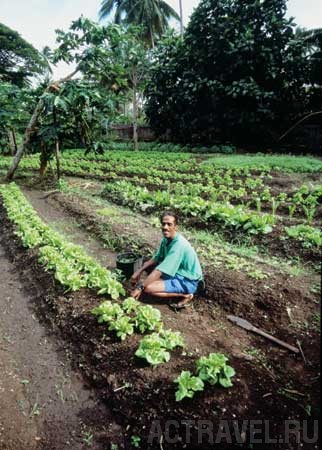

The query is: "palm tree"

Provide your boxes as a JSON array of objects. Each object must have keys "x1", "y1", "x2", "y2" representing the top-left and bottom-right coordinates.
[
  {"x1": 99, "y1": 0, "x2": 179, "y2": 47},
  {"x1": 179, "y1": 0, "x2": 183, "y2": 35},
  {"x1": 99, "y1": 0, "x2": 128, "y2": 24},
  {"x1": 298, "y1": 28, "x2": 322, "y2": 85}
]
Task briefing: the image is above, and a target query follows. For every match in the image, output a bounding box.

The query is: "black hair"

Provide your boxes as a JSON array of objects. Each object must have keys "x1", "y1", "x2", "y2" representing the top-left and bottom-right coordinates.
[{"x1": 160, "y1": 211, "x2": 179, "y2": 225}]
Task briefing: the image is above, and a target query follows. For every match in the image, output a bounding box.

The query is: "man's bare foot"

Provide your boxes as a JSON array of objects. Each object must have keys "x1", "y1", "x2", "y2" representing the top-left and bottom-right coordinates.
[{"x1": 176, "y1": 294, "x2": 194, "y2": 309}]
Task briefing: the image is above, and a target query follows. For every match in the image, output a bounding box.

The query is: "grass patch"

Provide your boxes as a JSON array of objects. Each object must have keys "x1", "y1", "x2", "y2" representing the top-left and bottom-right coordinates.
[{"x1": 203, "y1": 153, "x2": 322, "y2": 172}]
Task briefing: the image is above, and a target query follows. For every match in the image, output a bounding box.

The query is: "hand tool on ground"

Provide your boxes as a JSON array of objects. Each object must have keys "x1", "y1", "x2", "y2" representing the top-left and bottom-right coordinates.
[{"x1": 227, "y1": 315, "x2": 299, "y2": 354}]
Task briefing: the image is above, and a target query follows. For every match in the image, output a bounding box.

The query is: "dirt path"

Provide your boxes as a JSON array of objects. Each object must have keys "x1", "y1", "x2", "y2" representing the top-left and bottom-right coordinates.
[
  {"x1": 22, "y1": 188, "x2": 116, "y2": 269},
  {"x1": 0, "y1": 239, "x2": 118, "y2": 450}
]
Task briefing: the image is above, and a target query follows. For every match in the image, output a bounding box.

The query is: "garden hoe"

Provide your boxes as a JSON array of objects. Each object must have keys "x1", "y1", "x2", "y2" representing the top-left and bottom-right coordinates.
[{"x1": 227, "y1": 315, "x2": 299, "y2": 354}]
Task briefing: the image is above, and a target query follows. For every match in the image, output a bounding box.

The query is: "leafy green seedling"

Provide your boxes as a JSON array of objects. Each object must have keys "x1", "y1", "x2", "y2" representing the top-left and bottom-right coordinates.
[
  {"x1": 131, "y1": 435, "x2": 141, "y2": 448},
  {"x1": 159, "y1": 329, "x2": 185, "y2": 350},
  {"x1": 108, "y1": 316, "x2": 134, "y2": 341},
  {"x1": 134, "y1": 305, "x2": 162, "y2": 333},
  {"x1": 174, "y1": 371, "x2": 204, "y2": 401},
  {"x1": 135, "y1": 334, "x2": 170, "y2": 365},
  {"x1": 196, "y1": 353, "x2": 235, "y2": 387},
  {"x1": 91, "y1": 301, "x2": 123, "y2": 323},
  {"x1": 122, "y1": 297, "x2": 140, "y2": 314}
]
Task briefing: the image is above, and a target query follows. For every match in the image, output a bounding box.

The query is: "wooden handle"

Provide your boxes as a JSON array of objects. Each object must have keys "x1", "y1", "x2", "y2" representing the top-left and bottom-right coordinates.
[{"x1": 252, "y1": 327, "x2": 299, "y2": 354}]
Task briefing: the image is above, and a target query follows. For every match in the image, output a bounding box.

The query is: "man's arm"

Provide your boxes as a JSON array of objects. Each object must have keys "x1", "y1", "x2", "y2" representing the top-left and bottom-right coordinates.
[
  {"x1": 130, "y1": 268, "x2": 162, "y2": 299},
  {"x1": 130, "y1": 258, "x2": 157, "y2": 286}
]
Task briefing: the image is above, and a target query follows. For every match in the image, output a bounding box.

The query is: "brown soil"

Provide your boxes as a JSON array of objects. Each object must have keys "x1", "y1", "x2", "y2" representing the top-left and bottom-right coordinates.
[
  {"x1": 0, "y1": 232, "x2": 118, "y2": 450},
  {"x1": 0, "y1": 185, "x2": 320, "y2": 450}
]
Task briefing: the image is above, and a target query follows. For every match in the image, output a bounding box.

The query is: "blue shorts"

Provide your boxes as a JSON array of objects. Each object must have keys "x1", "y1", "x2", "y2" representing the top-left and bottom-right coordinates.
[{"x1": 162, "y1": 273, "x2": 199, "y2": 294}]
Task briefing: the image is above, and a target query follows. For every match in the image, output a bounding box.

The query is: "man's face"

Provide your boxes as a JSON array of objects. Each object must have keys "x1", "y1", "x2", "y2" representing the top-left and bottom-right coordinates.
[{"x1": 161, "y1": 215, "x2": 177, "y2": 239}]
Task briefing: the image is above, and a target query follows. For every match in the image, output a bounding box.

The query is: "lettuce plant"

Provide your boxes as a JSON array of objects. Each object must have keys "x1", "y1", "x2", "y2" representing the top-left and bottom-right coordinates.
[
  {"x1": 91, "y1": 300, "x2": 123, "y2": 323},
  {"x1": 135, "y1": 330, "x2": 184, "y2": 365},
  {"x1": 135, "y1": 333, "x2": 170, "y2": 365},
  {"x1": 285, "y1": 224, "x2": 322, "y2": 248},
  {"x1": 196, "y1": 353, "x2": 235, "y2": 387},
  {"x1": 134, "y1": 305, "x2": 162, "y2": 333},
  {"x1": 108, "y1": 315, "x2": 134, "y2": 341},
  {"x1": 159, "y1": 329, "x2": 185, "y2": 350},
  {"x1": 121, "y1": 297, "x2": 140, "y2": 313},
  {"x1": 174, "y1": 371, "x2": 204, "y2": 401},
  {"x1": 0, "y1": 183, "x2": 125, "y2": 299}
]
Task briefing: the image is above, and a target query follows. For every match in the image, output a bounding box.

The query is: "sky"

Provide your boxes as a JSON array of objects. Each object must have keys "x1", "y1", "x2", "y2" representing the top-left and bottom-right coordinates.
[{"x1": 1, "y1": 0, "x2": 321, "y2": 79}]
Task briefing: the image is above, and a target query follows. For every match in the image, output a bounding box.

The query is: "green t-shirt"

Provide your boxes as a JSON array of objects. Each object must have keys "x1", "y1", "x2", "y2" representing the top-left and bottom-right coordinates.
[{"x1": 153, "y1": 233, "x2": 202, "y2": 281}]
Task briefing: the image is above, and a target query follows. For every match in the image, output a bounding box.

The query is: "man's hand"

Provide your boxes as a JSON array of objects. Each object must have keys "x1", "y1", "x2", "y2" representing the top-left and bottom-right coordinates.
[
  {"x1": 130, "y1": 288, "x2": 142, "y2": 300},
  {"x1": 130, "y1": 270, "x2": 141, "y2": 287}
]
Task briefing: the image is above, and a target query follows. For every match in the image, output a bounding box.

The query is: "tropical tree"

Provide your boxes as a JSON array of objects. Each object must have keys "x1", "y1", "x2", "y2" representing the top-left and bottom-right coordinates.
[
  {"x1": 0, "y1": 22, "x2": 47, "y2": 87},
  {"x1": 145, "y1": 0, "x2": 309, "y2": 145},
  {"x1": 100, "y1": 25, "x2": 151, "y2": 149},
  {"x1": 0, "y1": 83, "x2": 34, "y2": 154},
  {"x1": 300, "y1": 28, "x2": 322, "y2": 86},
  {"x1": 27, "y1": 80, "x2": 115, "y2": 178},
  {"x1": 276, "y1": 27, "x2": 322, "y2": 144},
  {"x1": 99, "y1": 0, "x2": 179, "y2": 47},
  {"x1": 5, "y1": 17, "x2": 152, "y2": 180}
]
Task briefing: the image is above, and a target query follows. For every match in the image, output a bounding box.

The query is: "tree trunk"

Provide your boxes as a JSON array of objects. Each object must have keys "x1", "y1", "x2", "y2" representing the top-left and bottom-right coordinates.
[
  {"x1": 7, "y1": 130, "x2": 17, "y2": 156},
  {"x1": 39, "y1": 143, "x2": 48, "y2": 178},
  {"x1": 55, "y1": 140, "x2": 61, "y2": 180},
  {"x1": 12, "y1": 130, "x2": 18, "y2": 155},
  {"x1": 179, "y1": 0, "x2": 184, "y2": 35},
  {"x1": 5, "y1": 98, "x2": 45, "y2": 180},
  {"x1": 5, "y1": 67, "x2": 79, "y2": 182},
  {"x1": 132, "y1": 68, "x2": 139, "y2": 151},
  {"x1": 150, "y1": 28, "x2": 154, "y2": 49}
]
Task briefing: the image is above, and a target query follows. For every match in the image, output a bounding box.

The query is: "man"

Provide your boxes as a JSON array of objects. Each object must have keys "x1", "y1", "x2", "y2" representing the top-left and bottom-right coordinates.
[{"x1": 130, "y1": 211, "x2": 203, "y2": 308}]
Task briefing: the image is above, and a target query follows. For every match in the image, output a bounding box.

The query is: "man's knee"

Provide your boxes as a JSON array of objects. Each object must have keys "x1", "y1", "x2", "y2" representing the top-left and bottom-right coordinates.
[
  {"x1": 144, "y1": 281, "x2": 164, "y2": 294},
  {"x1": 144, "y1": 282, "x2": 155, "y2": 293}
]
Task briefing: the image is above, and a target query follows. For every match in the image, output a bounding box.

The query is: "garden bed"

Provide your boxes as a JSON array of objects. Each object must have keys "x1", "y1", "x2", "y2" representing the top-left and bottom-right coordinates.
[{"x1": 0, "y1": 187, "x2": 319, "y2": 449}]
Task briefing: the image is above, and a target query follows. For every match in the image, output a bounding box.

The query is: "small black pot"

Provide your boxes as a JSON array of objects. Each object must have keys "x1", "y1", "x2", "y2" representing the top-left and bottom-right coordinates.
[{"x1": 116, "y1": 252, "x2": 143, "y2": 279}]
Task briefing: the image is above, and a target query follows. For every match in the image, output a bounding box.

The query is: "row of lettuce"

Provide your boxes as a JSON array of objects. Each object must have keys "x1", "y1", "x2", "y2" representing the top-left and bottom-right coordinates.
[
  {"x1": 0, "y1": 183, "x2": 235, "y2": 401},
  {"x1": 102, "y1": 181, "x2": 322, "y2": 247},
  {"x1": 1, "y1": 151, "x2": 322, "y2": 178},
  {"x1": 1, "y1": 153, "x2": 321, "y2": 224},
  {"x1": 1, "y1": 151, "x2": 321, "y2": 244}
]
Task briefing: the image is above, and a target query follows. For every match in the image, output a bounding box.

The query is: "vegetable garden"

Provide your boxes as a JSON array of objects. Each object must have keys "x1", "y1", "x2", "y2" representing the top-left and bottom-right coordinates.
[
  {"x1": 1, "y1": 0, "x2": 321, "y2": 446},
  {"x1": 0, "y1": 148, "x2": 320, "y2": 449}
]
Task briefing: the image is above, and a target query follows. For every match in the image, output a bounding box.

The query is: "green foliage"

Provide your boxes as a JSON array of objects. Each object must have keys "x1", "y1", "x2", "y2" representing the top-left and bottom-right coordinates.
[
  {"x1": 203, "y1": 154, "x2": 322, "y2": 173},
  {"x1": 158, "y1": 329, "x2": 185, "y2": 350},
  {"x1": 130, "y1": 435, "x2": 141, "y2": 448},
  {"x1": 0, "y1": 183, "x2": 124, "y2": 298},
  {"x1": 0, "y1": 83, "x2": 36, "y2": 154},
  {"x1": 134, "y1": 305, "x2": 162, "y2": 333},
  {"x1": 174, "y1": 371, "x2": 205, "y2": 401},
  {"x1": 99, "y1": 0, "x2": 179, "y2": 48},
  {"x1": 174, "y1": 352, "x2": 236, "y2": 401},
  {"x1": 91, "y1": 300, "x2": 124, "y2": 323},
  {"x1": 298, "y1": 28, "x2": 322, "y2": 86},
  {"x1": 52, "y1": 19, "x2": 152, "y2": 151},
  {"x1": 28, "y1": 79, "x2": 118, "y2": 158},
  {"x1": 108, "y1": 315, "x2": 134, "y2": 340},
  {"x1": 102, "y1": 179, "x2": 276, "y2": 235},
  {"x1": 0, "y1": 22, "x2": 47, "y2": 86},
  {"x1": 196, "y1": 353, "x2": 236, "y2": 387},
  {"x1": 284, "y1": 224, "x2": 322, "y2": 248},
  {"x1": 121, "y1": 297, "x2": 140, "y2": 313},
  {"x1": 146, "y1": 0, "x2": 309, "y2": 144},
  {"x1": 135, "y1": 329, "x2": 184, "y2": 365},
  {"x1": 135, "y1": 333, "x2": 171, "y2": 365}
]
